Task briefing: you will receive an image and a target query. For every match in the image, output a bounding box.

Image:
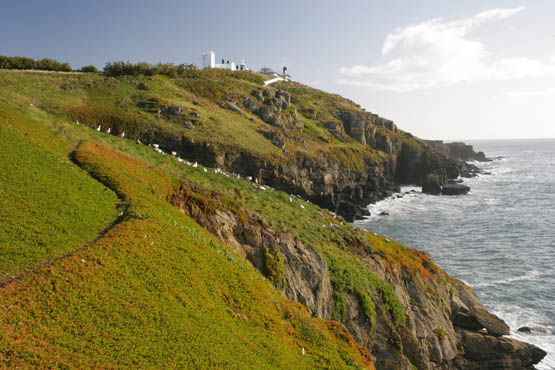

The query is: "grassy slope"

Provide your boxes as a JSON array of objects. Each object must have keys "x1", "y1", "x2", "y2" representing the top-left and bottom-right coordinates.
[
  {"x1": 0, "y1": 101, "x2": 373, "y2": 368},
  {"x1": 0, "y1": 69, "x2": 394, "y2": 170},
  {"x1": 0, "y1": 105, "x2": 119, "y2": 276},
  {"x1": 0, "y1": 70, "x2": 445, "y2": 368}
]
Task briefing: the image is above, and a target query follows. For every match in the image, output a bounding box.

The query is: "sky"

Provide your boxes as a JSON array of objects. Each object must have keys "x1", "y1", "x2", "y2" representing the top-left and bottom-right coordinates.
[{"x1": 1, "y1": 0, "x2": 554, "y2": 140}]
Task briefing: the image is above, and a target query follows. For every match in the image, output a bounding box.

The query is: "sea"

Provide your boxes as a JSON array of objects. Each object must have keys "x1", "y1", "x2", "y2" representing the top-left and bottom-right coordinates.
[{"x1": 355, "y1": 139, "x2": 555, "y2": 369}]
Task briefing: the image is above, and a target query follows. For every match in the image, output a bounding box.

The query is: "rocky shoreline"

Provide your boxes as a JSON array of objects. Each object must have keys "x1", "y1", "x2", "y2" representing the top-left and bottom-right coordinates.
[{"x1": 170, "y1": 179, "x2": 547, "y2": 369}]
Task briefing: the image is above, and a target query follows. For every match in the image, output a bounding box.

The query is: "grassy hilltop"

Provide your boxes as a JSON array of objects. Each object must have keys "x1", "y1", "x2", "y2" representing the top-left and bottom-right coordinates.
[{"x1": 0, "y1": 67, "x2": 545, "y2": 369}]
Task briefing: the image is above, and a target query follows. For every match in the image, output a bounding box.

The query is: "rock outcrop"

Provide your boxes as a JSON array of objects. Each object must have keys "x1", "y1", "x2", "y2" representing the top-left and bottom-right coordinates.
[
  {"x1": 442, "y1": 183, "x2": 471, "y2": 195},
  {"x1": 169, "y1": 185, "x2": 546, "y2": 370},
  {"x1": 425, "y1": 140, "x2": 489, "y2": 162}
]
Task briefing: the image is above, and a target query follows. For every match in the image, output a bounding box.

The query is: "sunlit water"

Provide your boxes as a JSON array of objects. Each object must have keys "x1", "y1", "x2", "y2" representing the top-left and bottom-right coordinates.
[{"x1": 355, "y1": 139, "x2": 555, "y2": 369}]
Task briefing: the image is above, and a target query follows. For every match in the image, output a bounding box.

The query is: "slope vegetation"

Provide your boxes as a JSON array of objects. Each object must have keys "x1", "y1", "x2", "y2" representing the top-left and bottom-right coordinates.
[{"x1": 0, "y1": 106, "x2": 373, "y2": 369}]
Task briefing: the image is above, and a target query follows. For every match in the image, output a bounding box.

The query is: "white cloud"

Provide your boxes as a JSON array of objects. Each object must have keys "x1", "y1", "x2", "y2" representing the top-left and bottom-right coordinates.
[
  {"x1": 338, "y1": 6, "x2": 555, "y2": 92},
  {"x1": 505, "y1": 87, "x2": 555, "y2": 97}
]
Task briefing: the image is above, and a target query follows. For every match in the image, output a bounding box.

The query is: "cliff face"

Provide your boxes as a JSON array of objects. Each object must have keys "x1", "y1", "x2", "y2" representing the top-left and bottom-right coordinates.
[
  {"x1": 425, "y1": 140, "x2": 488, "y2": 162},
  {"x1": 148, "y1": 83, "x2": 472, "y2": 222},
  {"x1": 170, "y1": 185, "x2": 546, "y2": 369}
]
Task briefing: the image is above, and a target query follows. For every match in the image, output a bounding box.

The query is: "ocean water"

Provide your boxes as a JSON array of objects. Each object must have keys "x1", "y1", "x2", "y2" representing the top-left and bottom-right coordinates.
[{"x1": 355, "y1": 139, "x2": 555, "y2": 369}]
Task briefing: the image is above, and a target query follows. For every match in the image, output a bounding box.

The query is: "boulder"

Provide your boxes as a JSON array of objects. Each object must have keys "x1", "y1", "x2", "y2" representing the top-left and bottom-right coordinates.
[
  {"x1": 226, "y1": 101, "x2": 243, "y2": 115},
  {"x1": 517, "y1": 326, "x2": 550, "y2": 335},
  {"x1": 442, "y1": 183, "x2": 470, "y2": 195},
  {"x1": 451, "y1": 283, "x2": 510, "y2": 337},
  {"x1": 337, "y1": 201, "x2": 359, "y2": 222},
  {"x1": 457, "y1": 329, "x2": 546, "y2": 368},
  {"x1": 422, "y1": 174, "x2": 443, "y2": 195}
]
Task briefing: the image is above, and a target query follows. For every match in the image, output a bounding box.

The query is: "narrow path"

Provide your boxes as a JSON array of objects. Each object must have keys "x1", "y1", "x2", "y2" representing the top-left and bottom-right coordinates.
[{"x1": 0, "y1": 141, "x2": 125, "y2": 288}]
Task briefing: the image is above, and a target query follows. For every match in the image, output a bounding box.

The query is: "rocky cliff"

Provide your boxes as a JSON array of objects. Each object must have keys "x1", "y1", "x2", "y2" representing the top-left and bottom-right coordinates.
[
  {"x1": 169, "y1": 182, "x2": 546, "y2": 369},
  {"x1": 139, "y1": 81, "x2": 479, "y2": 222},
  {"x1": 170, "y1": 181, "x2": 545, "y2": 369}
]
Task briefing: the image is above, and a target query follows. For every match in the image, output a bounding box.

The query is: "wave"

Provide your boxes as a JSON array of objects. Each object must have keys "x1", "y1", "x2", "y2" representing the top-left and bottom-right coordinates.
[
  {"x1": 470, "y1": 270, "x2": 540, "y2": 288},
  {"x1": 489, "y1": 303, "x2": 555, "y2": 369}
]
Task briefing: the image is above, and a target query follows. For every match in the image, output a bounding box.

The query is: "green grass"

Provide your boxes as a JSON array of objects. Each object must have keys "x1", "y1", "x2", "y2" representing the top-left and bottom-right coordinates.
[
  {"x1": 0, "y1": 68, "x2": 401, "y2": 173},
  {"x1": 0, "y1": 105, "x2": 374, "y2": 368},
  {"x1": 0, "y1": 111, "x2": 119, "y2": 276}
]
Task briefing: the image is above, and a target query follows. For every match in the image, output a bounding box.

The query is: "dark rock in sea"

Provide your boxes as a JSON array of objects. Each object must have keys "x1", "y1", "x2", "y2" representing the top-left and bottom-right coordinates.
[
  {"x1": 422, "y1": 174, "x2": 443, "y2": 195},
  {"x1": 517, "y1": 326, "x2": 550, "y2": 335},
  {"x1": 379, "y1": 211, "x2": 389, "y2": 216},
  {"x1": 442, "y1": 183, "x2": 470, "y2": 195},
  {"x1": 455, "y1": 329, "x2": 547, "y2": 369}
]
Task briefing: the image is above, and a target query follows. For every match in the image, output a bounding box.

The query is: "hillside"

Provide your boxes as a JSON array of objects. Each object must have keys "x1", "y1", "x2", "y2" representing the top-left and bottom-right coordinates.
[{"x1": 0, "y1": 68, "x2": 546, "y2": 369}]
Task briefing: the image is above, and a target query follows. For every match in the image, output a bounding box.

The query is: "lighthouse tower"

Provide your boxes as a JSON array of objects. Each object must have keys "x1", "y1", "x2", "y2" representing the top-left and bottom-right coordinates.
[{"x1": 201, "y1": 51, "x2": 215, "y2": 69}]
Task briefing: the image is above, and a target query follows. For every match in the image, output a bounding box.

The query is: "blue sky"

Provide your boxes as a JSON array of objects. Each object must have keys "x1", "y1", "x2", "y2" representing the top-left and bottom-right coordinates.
[{"x1": 2, "y1": 0, "x2": 554, "y2": 140}]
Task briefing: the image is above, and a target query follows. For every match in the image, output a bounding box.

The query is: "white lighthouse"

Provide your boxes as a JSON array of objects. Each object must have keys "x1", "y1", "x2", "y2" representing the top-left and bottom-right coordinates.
[
  {"x1": 201, "y1": 51, "x2": 215, "y2": 69},
  {"x1": 201, "y1": 51, "x2": 246, "y2": 71}
]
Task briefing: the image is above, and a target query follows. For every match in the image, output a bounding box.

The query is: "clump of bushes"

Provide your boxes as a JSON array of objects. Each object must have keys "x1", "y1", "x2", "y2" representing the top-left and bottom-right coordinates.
[
  {"x1": 0, "y1": 55, "x2": 72, "y2": 72},
  {"x1": 103, "y1": 61, "x2": 197, "y2": 77},
  {"x1": 81, "y1": 65, "x2": 99, "y2": 73}
]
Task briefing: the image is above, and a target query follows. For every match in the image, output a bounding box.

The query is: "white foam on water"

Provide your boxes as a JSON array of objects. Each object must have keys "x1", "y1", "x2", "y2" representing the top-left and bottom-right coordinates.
[
  {"x1": 356, "y1": 185, "x2": 425, "y2": 221},
  {"x1": 470, "y1": 269, "x2": 540, "y2": 288},
  {"x1": 490, "y1": 303, "x2": 555, "y2": 369}
]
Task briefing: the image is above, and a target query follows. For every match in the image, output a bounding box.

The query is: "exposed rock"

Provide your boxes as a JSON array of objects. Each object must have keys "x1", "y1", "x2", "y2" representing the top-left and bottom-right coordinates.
[
  {"x1": 169, "y1": 184, "x2": 546, "y2": 370},
  {"x1": 455, "y1": 329, "x2": 546, "y2": 369},
  {"x1": 451, "y1": 282, "x2": 510, "y2": 337},
  {"x1": 261, "y1": 131, "x2": 285, "y2": 148},
  {"x1": 169, "y1": 187, "x2": 334, "y2": 318},
  {"x1": 422, "y1": 174, "x2": 443, "y2": 195},
  {"x1": 517, "y1": 326, "x2": 550, "y2": 335},
  {"x1": 259, "y1": 106, "x2": 284, "y2": 128},
  {"x1": 324, "y1": 121, "x2": 345, "y2": 138},
  {"x1": 226, "y1": 101, "x2": 243, "y2": 115},
  {"x1": 425, "y1": 140, "x2": 489, "y2": 162},
  {"x1": 442, "y1": 183, "x2": 470, "y2": 195}
]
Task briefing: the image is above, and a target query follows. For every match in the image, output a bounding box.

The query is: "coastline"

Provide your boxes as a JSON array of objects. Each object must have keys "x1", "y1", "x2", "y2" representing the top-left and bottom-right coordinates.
[{"x1": 355, "y1": 147, "x2": 554, "y2": 369}]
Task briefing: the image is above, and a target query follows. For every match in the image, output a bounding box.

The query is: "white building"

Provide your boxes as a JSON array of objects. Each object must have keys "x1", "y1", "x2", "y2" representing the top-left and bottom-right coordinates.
[{"x1": 201, "y1": 51, "x2": 247, "y2": 71}]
